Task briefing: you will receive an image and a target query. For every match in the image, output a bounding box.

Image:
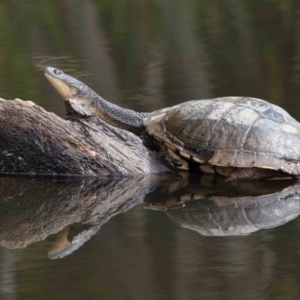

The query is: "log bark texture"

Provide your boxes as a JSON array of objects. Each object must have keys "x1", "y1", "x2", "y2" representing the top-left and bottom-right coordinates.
[{"x1": 0, "y1": 98, "x2": 172, "y2": 176}]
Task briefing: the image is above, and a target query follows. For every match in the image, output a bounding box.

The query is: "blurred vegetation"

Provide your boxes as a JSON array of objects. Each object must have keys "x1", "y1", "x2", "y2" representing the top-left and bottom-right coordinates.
[{"x1": 0, "y1": 0, "x2": 299, "y2": 114}]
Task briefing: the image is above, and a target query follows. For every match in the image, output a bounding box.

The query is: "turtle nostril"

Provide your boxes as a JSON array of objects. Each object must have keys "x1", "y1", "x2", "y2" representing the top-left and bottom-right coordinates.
[{"x1": 53, "y1": 69, "x2": 62, "y2": 76}]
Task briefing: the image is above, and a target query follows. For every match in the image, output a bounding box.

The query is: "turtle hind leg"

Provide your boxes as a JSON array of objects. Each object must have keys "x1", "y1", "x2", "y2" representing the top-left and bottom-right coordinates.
[{"x1": 215, "y1": 166, "x2": 284, "y2": 180}]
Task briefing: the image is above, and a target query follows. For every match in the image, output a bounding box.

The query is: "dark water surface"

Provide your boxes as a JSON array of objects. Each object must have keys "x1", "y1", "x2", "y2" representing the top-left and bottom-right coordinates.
[
  {"x1": 1, "y1": 175, "x2": 300, "y2": 300},
  {"x1": 1, "y1": 0, "x2": 300, "y2": 299}
]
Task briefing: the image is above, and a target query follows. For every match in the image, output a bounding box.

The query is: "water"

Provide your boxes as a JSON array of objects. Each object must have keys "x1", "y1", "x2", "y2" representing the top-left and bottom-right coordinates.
[
  {"x1": 1, "y1": 0, "x2": 300, "y2": 299},
  {"x1": 0, "y1": 176, "x2": 300, "y2": 300}
]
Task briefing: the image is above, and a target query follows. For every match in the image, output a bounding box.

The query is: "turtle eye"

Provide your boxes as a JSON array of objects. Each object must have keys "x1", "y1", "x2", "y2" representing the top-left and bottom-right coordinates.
[{"x1": 53, "y1": 69, "x2": 63, "y2": 76}]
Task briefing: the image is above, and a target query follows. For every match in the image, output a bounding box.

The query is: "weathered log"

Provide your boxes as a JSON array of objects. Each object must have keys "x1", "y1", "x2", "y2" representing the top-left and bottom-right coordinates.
[{"x1": 0, "y1": 98, "x2": 172, "y2": 175}]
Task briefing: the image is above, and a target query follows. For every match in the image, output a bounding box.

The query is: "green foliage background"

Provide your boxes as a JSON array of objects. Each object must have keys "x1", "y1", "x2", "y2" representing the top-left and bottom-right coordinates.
[{"x1": 0, "y1": 0, "x2": 299, "y2": 113}]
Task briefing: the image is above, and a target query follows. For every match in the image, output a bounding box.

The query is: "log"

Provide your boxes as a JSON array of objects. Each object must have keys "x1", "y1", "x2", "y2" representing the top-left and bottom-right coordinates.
[{"x1": 0, "y1": 98, "x2": 172, "y2": 176}]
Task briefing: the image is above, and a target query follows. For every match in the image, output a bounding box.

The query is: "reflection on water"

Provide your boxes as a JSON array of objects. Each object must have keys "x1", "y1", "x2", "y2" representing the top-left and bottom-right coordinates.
[
  {"x1": 146, "y1": 179, "x2": 300, "y2": 236},
  {"x1": 0, "y1": 176, "x2": 299, "y2": 299},
  {"x1": 0, "y1": 176, "x2": 169, "y2": 257},
  {"x1": 4, "y1": 175, "x2": 300, "y2": 256}
]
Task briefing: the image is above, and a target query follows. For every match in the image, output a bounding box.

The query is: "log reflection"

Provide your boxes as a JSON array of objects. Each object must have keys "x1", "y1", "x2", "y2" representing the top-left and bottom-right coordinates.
[{"x1": 0, "y1": 175, "x2": 176, "y2": 258}]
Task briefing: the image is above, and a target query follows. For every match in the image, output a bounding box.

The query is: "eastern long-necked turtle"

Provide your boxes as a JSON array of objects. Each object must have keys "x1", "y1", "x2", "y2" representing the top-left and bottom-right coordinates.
[{"x1": 45, "y1": 67, "x2": 300, "y2": 179}]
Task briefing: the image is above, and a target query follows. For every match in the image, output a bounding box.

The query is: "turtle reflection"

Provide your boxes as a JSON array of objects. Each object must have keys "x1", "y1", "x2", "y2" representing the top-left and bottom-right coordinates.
[
  {"x1": 48, "y1": 223, "x2": 99, "y2": 259},
  {"x1": 145, "y1": 179, "x2": 300, "y2": 236}
]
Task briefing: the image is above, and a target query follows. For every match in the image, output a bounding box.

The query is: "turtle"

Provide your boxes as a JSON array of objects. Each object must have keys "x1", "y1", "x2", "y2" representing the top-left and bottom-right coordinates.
[{"x1": 44, "y1": 67, "x2": 300, "y2": 179}]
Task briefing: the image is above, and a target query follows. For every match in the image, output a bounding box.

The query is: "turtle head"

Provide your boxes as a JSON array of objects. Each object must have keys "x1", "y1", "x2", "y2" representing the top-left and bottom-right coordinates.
[
  {"x1": 45, "y1": 66, "x2": 146, "y2": 135},
  {"x1": 45, "y1": 67, "x2": 90, "y2": 100}
]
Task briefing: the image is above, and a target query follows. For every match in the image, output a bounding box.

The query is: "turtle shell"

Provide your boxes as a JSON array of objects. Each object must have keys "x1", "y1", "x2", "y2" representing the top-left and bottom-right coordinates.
[{"x1": 143, "y1": 97, "x2": 300, "y2": 175}]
